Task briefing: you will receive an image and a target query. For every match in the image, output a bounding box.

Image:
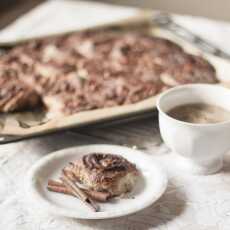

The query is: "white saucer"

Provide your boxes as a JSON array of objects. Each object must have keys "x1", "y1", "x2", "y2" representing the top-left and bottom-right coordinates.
[{"x1": 25, "y1": 144, "x2": 167, "y2": 219}]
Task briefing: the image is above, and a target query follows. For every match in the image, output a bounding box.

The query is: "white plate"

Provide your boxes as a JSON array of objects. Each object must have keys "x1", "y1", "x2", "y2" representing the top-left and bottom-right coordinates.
[{"x1": 25, "y1": 144, "x2": 168, "y2": 219}]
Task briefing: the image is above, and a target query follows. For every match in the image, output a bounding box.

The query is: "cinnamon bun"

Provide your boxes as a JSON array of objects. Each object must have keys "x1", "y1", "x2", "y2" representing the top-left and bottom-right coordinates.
[{"x1": 64, "y1": 153, "x2": 139, "y2": 196}]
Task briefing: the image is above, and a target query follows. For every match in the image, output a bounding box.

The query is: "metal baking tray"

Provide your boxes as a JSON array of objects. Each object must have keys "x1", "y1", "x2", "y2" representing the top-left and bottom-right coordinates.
[{"x1": 0, "y1": 11, "x2": 230, "y2": 144}]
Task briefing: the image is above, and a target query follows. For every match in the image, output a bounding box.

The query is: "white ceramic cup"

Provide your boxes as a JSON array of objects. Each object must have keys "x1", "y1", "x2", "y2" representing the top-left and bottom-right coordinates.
[{"x1": 157, "y1": 84, "x2": 230, "y2": 175}]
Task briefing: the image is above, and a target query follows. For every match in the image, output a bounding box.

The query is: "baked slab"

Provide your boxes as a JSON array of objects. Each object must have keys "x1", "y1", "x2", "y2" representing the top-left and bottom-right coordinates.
[{"x1": 0, "y1": 31, "x2": 218, "y2": 117}]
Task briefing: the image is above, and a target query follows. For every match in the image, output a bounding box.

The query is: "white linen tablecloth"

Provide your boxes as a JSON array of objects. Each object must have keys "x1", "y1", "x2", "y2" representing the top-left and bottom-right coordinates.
[{"x1": 1, "y1": 1, "x2": 230, "y2": 229}]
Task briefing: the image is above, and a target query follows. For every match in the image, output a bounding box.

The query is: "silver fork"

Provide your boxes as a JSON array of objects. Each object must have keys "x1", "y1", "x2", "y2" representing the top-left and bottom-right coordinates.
[{"x1": 152, "y1": 12, "x2": 230, "y2": 59}]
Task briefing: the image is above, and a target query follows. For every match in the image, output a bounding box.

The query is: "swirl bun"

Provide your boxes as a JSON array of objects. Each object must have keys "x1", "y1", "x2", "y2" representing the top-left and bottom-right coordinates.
[{"x1": 65, "y1": 153, "x2": 139, "y2": 196}]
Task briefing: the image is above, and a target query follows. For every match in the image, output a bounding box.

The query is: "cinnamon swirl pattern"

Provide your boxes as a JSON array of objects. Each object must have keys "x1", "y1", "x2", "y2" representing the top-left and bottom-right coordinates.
[
  {"x1": 0, "y1": 67, "x2": 40, "y2": 112},
  {"x1": 0, "y1": 31, "x2": 218, "y2": 116},
  {"x1": 64, "y1": 153, "x2": 139, "y2": 196}
]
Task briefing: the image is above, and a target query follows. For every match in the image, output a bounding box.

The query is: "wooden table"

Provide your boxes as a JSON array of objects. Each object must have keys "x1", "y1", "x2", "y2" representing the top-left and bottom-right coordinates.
[{"x1": 1, "y1": 1, "x2": 230, "y2": 230}]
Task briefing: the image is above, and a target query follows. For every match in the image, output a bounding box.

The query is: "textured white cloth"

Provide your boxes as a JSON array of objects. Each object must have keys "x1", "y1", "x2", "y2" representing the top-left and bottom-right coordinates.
[
  {"x1": 0, "y1": 0, "x2": 139, "y2": 43},
  {"x1": 1, "y1": 1, "x2": 230, "y2": 229}
]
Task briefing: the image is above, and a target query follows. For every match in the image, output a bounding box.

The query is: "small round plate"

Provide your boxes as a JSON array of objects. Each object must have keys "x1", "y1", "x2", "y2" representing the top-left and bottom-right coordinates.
[{"x1": 25, "y1": 144, "x2": 167, "y2": 219}]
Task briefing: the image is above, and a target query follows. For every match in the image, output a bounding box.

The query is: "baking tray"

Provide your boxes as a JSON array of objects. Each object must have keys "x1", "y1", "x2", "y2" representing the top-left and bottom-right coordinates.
[{"x1": 0, "y1": 11, "x2": 230, "y2": 144}]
